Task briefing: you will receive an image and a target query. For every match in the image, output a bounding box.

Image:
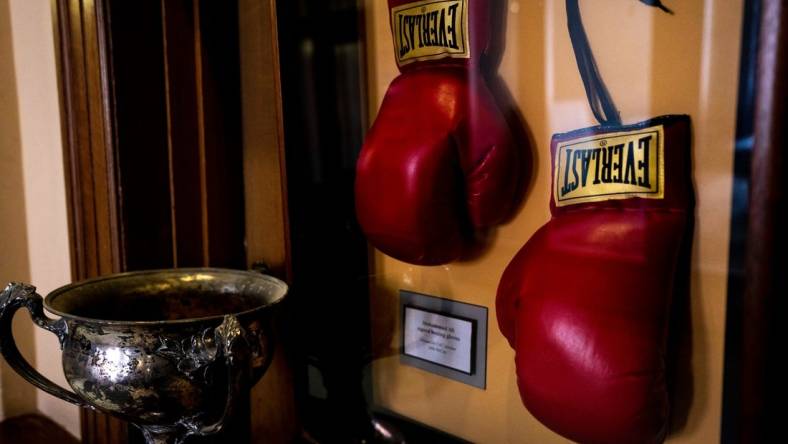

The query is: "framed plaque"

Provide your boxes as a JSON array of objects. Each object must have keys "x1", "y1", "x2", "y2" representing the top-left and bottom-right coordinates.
[{"x1": 399, "y1": 290, "x2": 487, "y2": 389}]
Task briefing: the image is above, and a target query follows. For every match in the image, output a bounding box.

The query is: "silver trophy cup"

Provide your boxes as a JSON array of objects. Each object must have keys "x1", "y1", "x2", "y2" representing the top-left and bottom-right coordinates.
[{"x1": 0, "y1": 268, "x2": 288, "y2": 444}]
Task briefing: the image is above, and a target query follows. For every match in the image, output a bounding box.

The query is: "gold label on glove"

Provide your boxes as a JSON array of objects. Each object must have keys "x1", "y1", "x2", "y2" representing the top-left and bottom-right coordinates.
[
  {"x1": 391, "y1": 0, "x2": 470, "y2": 67},
  {"x1": 554, "y1": 125, "x2": 665, "y2": 207}
]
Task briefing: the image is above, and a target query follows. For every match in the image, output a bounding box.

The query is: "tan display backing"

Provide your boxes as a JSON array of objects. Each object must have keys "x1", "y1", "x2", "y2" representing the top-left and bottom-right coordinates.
[{"x1": 365, "y1": 0, "x2": 743, "y2": 442}]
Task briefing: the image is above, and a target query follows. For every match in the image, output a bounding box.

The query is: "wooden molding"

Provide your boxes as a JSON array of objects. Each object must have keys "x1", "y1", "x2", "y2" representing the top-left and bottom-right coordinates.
[
  {"x1": 56, "y1": 0, "x2": 124, "y2": 280},
  {"x1": 239, "y1": 0, "x2": 299, "y2": 441},
  {"x1": 742, "y1": 0, "x2": 788, "y2": 441},
  {"x1": 55, "y1": 0, "x2": 297, "y2": 442},
  {"x1": 55, "y1": 0, "x2": 128, "y2": 442}
]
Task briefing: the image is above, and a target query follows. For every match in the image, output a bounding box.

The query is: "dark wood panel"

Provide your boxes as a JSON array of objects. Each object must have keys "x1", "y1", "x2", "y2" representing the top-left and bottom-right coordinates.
[
  {"x1": 197, "y1": 0, "x2": 246, "y2": 270},
  {"x1": 741, "y1": 0, "x2": 788, "y2": 441},
  {"x1": 161, "y1": 0, "x2": 205, "y2": 267},
  {"x1": 109, "y1": 0, "x2": 175, "y2": 272},
  {"x1": 274, "y1": 0, "x2": 372, "y2": 441}
]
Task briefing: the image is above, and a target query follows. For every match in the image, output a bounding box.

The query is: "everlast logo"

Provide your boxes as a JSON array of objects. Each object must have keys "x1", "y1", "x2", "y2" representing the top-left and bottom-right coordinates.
[
  {"x1": 553, "y1": 125, "x2": 665, "y2": 207},
  {"x1": 391, "y1": 0, "x2": 469, "y2": 66}
]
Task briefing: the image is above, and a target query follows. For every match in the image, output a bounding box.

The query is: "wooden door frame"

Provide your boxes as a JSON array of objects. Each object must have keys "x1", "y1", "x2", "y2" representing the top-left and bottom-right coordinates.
[
  {"x1": 54, "y1": 0, "x2": 296, "y2": 442},
  {"x1": 55, "y1": 0, "x2": 127, "y2": 440},
  {"x1": 738, "y1": 0, "x2": 787, "y2": 441}
]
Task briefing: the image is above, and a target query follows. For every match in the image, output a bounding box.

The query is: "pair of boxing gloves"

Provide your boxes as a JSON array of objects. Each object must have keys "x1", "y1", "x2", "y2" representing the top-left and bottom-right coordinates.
[{"x1": 355, "y1": 1, "x2": 692, "y2": 443}]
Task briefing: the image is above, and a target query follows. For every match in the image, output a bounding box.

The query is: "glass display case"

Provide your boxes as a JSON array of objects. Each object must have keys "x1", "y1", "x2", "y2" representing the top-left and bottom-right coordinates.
[{"x1": 1, "y1": 0, "x2": 782, "y2": 443}]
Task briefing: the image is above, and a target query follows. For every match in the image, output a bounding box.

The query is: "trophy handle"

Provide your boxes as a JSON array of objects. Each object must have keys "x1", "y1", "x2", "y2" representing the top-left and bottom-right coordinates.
[
  {"x1": 249, "y1": 265, "x2": 278, "y2": 378},
  {"x1": 0, "y1": 282, "x2": 89, "y2": 407},
  {"x1": 242, "y1": 318, "x2": 276, "y2": 387},
  {"x1": 177, "y1": 314, "x2": 249, "y2": 438}
]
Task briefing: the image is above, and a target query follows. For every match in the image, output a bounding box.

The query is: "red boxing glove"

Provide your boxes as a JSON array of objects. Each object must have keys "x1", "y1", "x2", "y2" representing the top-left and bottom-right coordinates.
[
  {"x1": 497, "y1": 115, "x2": 693, "y2": 443},
  {"x1": 355, "y1": 0, "x2": 523, "y2": 265}
]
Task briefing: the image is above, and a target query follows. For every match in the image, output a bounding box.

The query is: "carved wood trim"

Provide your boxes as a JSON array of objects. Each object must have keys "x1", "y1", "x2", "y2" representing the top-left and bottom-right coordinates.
[
  {"x1": 55, "y1": 0, "x2": 297, "y2": 442},
  {"x1": 55, "y1": 0, "x2": 128, "y2": 442},
  {"x1": 56, "y1": 0, "x2": 123, "y2": 280}
]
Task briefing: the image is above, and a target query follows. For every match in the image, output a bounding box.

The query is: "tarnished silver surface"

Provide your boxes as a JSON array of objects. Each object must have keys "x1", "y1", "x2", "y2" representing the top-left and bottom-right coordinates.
[{"x1": 0, "y1": 268, "x2": 287, "y2": 444}]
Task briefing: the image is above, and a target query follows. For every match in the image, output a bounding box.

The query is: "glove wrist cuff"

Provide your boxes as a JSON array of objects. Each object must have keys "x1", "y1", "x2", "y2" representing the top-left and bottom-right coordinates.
[
  {"x1": 549, "y1": 115, "x2": 693, "y2": 215},
  {"x1": 388, "y1": 0, "x2": 490, "y2": 71}
]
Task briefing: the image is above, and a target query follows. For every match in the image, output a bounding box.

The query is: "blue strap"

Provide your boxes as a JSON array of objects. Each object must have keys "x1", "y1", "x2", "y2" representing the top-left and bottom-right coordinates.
[{"x1": 566, "y1": 0, "x2": 673, "y2": 127}]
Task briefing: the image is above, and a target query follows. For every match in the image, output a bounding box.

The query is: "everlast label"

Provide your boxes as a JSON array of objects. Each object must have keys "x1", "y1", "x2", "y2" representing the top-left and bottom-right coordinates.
[
  {"x1": 391, "y1": 0, "x2": 470, "y2": 66},
  {"x1": 554, "y1": 125, "x2": 665, "y2": 207}
]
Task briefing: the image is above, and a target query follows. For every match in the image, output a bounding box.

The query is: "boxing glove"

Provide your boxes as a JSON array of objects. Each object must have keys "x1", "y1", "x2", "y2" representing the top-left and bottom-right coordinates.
[
  {"x1": 497, "y1": 115, "x2": 693, "y2": 443},
  {"x1": 355, "y1": 0, "x2": 523, "y2": 265}
]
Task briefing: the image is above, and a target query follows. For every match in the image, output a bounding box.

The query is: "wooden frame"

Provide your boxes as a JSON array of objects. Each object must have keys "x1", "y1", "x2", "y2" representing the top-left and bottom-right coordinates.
[
  {"x1": 55, "y1": 0, "x2": 126, "y2": 441},
  {"x1": 54, "y1": 0, "x2": 297, "y2": 442},
  {"x1": 740, "y1": 0, "x2": 787, "y2": 441}
]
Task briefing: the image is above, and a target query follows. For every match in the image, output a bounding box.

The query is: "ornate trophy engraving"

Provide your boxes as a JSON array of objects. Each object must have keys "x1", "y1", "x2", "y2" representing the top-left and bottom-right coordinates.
[{"x1": 0, "y1": 268, "x2": 287, "y2": 444}]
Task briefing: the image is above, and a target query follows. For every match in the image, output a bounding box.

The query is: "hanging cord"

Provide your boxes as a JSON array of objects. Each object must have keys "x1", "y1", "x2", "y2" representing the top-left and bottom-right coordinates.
[
  {"x1": 639, "y1": 1, "x2": 674, "y2": 15},
  {"x1": 566, "y1": 0, "x2": 674, "y2": 127}
]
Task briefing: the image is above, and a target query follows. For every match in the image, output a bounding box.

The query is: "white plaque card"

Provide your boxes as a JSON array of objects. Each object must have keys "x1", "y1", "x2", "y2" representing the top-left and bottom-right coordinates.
[
  {"x1": 399, "y1": 290, "x2": 488, "y2": 389},
  {"x1": 403, "y1": 307, "x2": 474, "y2": 374}
]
